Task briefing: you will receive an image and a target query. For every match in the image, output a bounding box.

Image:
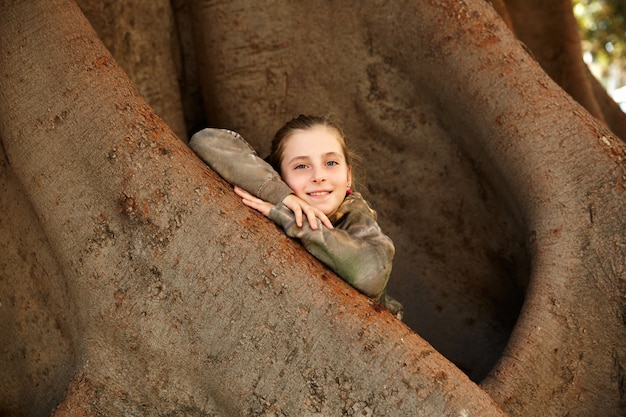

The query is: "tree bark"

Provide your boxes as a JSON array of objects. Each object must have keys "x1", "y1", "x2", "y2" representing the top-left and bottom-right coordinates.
[
  {"x1": 1, "y1": 0, "x2": 625, "y2": 416},
  {"x1": 190, "y1": 0, "x2": 626, "y2": 415},
  {"x1": 0, "y1": 0, "x2": 507, "y2": 415},
  {"x1": 0, "y1": 143, "x2": 76, "y2": 416},
  {"x1": 190, "y1": 0, "x2": 530, "y2": 382},
  {"x1": 495, "y1": 0, "x2": 626, "y2": 142},
  {"x1": 587, "y1": 65, "x2": 626, "y2": 141},
  {"x1": 76, "y1": 0, "x2": 188, "y2": 140},
  {"x1": 365, "y1": 1, "x2": 626, "y2": 414},
  {"x1": 502, "y1": 0, "x2": 605, "y2": 121}
]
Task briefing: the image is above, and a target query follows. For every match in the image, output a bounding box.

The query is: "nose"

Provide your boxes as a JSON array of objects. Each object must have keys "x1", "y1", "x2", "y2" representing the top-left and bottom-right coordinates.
[{"x1": 311, "y1": 166, "x2": 326, "y2": 183}]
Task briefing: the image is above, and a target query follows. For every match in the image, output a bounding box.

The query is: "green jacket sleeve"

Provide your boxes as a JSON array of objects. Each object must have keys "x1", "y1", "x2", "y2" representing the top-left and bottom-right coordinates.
[
  {"x1": 189, "y1": 128, "x2": 293, "y2": 204},
  {"x1": 269, "y1": 193, "x2": 395, "y2": 299}
]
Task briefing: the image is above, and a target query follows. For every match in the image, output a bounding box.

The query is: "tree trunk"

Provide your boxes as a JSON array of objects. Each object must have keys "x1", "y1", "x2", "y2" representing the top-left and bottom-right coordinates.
[
  {"x1": 501, "y1": 0, "x2": 626, "y2": 141},
  {"x1": 0, "y1": 141, "x2": 76, "y2": 416},
  {"x1": 503, "y1": 0, "x2": 603, "y2": 119},
  {"x1": 190, "y1": 0, "x2": 530, "y2": 382},
  {"x1": 1, "y1": 0, "x2": 625, "y2": 416},
  {"x1": 587, "y1": 65, "x2": 626, "y2": 141},
  {"x1": 75, "y1": 0, "x2": 188, "y2": 140},
  {"x1": 0, "y1": 0, "x2": 507, "y2": 415}
]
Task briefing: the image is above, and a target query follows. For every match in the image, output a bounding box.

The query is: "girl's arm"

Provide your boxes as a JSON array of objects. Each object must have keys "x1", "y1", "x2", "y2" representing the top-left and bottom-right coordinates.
[
  {"x1": 235, "y1": 185, "x2": 401, "y2": 316},
  {"x1": 189, "y1": 128, "x2": 292, "y2": 204},
  {"x1": 190, "y1": 128, "x2": 332, "y2": 229},
  {"x1": 269, "y1": 193, "x2": 395, "y2": 300}
]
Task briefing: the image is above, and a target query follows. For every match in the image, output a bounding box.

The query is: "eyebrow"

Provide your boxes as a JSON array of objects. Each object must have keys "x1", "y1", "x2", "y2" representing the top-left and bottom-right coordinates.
[{"x1": 286, "y1": 152, "x2": 344, "y2": 166}]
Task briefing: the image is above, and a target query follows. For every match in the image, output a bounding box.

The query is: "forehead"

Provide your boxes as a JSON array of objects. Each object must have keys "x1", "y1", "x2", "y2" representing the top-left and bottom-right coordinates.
[{"x1": 282, "y1": 125, "x2": 345, "y2": 158}]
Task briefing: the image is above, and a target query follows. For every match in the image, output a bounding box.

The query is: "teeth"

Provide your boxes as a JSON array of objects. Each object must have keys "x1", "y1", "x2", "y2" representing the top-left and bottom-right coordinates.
[{"x1": 309, "y1": 191, "x2": 329, "y2": 196}]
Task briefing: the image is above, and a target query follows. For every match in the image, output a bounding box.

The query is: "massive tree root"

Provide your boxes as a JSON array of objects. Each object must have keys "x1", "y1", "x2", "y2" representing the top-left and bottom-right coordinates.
[{"x1": 1, "y1": 0, "x2": 624, "y2": 416}]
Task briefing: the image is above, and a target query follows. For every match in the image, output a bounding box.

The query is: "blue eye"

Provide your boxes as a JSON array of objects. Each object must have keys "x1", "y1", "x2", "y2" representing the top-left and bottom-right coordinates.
[
  {"x1": 326, "y1": 160, "x2": 338, "y2": 167},
  {"x1": 295, "y1": 164, "x2": 307, "y2": 169}
]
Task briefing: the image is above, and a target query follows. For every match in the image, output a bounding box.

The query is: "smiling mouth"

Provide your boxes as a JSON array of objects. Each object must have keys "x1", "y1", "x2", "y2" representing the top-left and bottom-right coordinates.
[{"x1": 308, "y1": 191, "x2": 331, "y2": 197}]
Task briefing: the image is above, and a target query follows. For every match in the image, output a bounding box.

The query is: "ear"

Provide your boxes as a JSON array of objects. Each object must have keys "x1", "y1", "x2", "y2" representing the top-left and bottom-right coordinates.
[{"x1": 347, "y1": 165, "x2": 353, "y2": 188}]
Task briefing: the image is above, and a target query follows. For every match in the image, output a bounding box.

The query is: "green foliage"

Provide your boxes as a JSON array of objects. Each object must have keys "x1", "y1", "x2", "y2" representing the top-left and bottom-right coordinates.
[{"x1": 573, "y1": 0, "x2": 626, "y2": 66}]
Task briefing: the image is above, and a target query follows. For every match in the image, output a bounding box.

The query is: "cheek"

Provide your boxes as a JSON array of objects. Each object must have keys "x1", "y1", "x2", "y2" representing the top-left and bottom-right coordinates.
[
  {"x1": 281, "y1": 172, "x2": 301, "y2": 190},
  {"x1": 337, "y1": 170, "x2": 351, "y2": 186}
]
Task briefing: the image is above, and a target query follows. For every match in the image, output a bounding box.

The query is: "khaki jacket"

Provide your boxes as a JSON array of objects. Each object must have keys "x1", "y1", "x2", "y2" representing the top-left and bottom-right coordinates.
[{"x1": 190, "y1": 128, "x2": 402, "y2": 317}]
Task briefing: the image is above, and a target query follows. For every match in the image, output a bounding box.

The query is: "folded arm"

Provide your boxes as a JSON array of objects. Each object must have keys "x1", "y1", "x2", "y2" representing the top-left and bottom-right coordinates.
[
  {"x1": 189, "y1": 128, "x2": 292, "y2": 204},
  {"x1": 269, "y1": 194, "x2": 395, "y2": 299},
  {"x1": 190, "y1": 128, "x2": 332, "y2": 229}
]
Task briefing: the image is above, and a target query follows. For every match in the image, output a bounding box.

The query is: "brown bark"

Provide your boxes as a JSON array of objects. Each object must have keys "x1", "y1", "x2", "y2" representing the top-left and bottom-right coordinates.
[
  {"x1": 1, "y1": 0, "x2": 625, "y2": 416},
  {"x1": 489, "y1": 0, "x2": 514, "y2": 30},
  {"x1": 191, "y1": 0, "x2": 626, "y2": 415},
  {"x1": 0, "y1": 145, "x2": 76, "y2": 415},
  {"x1": 502, "y1": 0, "x2": 605, "y2": 122},
  {"x1": 587, "y1": 65, "x2": 626, "y2": 141},
  {"x1": 76, "y1": 0, "x2": 188, "y2": 140},
  {"x1": 505, "y1": 0, "x2": 626, "y2": 139},
  {"x1": 498, "y1": 0, "x2": 626, "y2": 142},
  {"x1": 190, "y1": 0, "x2": 529, "y2": 382},
  {"x1": 0, "y1": 0, "x2": 507, "y2": 415}
]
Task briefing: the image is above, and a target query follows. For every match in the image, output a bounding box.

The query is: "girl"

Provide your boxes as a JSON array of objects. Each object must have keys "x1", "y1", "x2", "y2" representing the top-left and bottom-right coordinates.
[{"x1": 189, "y1": 115, "x2": 402, "y2": 318}]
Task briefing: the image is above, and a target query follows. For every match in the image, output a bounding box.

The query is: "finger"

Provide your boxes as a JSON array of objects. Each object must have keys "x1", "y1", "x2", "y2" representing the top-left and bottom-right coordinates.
[
  {"x1": 303, "y1": 207, "x2": 319, "y2": 230},
  {"x1": 293, "y1": 205, "x2": 303, "y2": 227},
  {"x1": 240, "y1": 195, "x2": 259, "y2": 209},
  {"x1": 245, "y1": 199, "x2": 272, "y2": 216},
  {"x1": 316, "y1": 211, "x2": 334, "y2": 230},
  {"x1": 234, "y1": 186, "x2": 273, "y2": 216},
  {"x1": 242, "y1": 196, "x2": 272, "y2": 216},
  {"x1": 234, "y1": 186, "x2": 254, "y2": 199},
  {"x1": 282, "y1": 195, "x2": 304, "y2": 227},
  {"x1": 239, "y1": 193, "x2": 260, "y2": 207}
]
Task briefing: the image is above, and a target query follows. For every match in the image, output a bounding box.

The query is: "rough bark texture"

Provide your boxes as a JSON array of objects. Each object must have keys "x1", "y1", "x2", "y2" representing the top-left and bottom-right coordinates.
[
  {"x1": 587, "y1": 65, "x2": 626, "y2": 140},
  {"x1": 190, "y1": 0, "x2": 530, "y2": 382},
  {"x1": 1, "y1": 0, "x2": 625, "y2": 416},
  {"x1": 501, "y1": 0, "x2": 626, "y2": 140},
  {"x1": 0, "y1": 141, "x2": 77, "y2": 416},
  {"x1": 76, "y1": 0, "x2": 188, "y2": 139},
  {"x1": 0, "y1": 1, "x2": 506, "y2": 416},
  {"x1": 503, "y1": 0, "x2": 604, "y2": 120}
]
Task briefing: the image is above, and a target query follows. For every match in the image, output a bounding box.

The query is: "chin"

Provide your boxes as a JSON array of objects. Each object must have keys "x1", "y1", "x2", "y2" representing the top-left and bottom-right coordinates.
[{"x1": 310, "y1": 204, "x2": 330, "y2": 215}]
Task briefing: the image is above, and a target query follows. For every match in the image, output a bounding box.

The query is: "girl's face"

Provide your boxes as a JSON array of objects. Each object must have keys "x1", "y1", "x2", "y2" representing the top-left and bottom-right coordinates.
[{"x1": 279, "y1": 125, "x2": 352, "y2": 216}]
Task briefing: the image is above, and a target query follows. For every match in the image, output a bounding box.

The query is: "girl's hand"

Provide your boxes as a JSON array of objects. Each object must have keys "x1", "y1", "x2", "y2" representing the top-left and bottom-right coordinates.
[
  {"x1": 281, "y1": 194, "x2": 334, "y2": 231},
  {"x1": 234, "y1": 186, "x2": 274, "y2": 217},
  {"x1": 233, "y1": 186, "x2": 333, "y2": 230}
]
